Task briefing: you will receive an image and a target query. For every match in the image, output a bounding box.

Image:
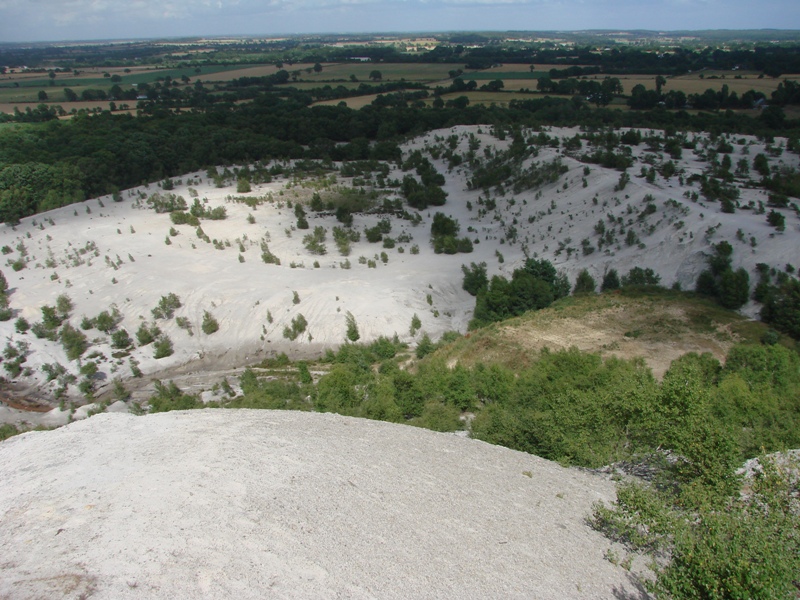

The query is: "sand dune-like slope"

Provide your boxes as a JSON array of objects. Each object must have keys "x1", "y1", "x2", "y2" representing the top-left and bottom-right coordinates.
[
  {"x1": 0, "y1": 125, "x2": 797, "y2": 419},
  {"x1": 0, "y1": 410, "x2": 643, "y2": 599}
]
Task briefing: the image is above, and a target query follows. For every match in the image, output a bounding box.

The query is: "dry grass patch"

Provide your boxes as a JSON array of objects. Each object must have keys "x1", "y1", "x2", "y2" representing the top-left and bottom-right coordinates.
[
  {"x1": 315, "y1": 63, "x2": 458, "y2": 82},
  {"x1": 426, "y1": 91, "x2": 529, "y2": 106},
  {"x1": 435, "y1": 292, "x2": 777, "y2": 379},
  {"x1": 313, "y1": 94, "x2": 382, "y2": 109},
  {"x1": 582, "y1": 71, "x2": 800, "y2": 95}
]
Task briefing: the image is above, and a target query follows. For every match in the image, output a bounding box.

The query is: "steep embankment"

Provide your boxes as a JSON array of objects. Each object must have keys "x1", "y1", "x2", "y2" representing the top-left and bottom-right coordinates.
[
  {"x1": 0, "y1": 410, "x2": 643, "y2": 599},
  {"x1": 0, "y1": 125, "x2": 796, "y2": 413}
]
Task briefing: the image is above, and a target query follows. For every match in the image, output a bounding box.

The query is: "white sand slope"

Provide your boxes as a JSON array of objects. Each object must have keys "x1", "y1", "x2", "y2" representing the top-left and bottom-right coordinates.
[
  {"x1": 0, "y1": 410, "x2": 644, "y2": 599},
  {"x1": 0, "y1": 125, "x2": 797, "y2": 414}
]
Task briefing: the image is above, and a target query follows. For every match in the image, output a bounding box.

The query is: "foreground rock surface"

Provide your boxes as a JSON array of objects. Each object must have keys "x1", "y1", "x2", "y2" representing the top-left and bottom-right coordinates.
[{"x1": 0, "y1": 410, "x2": 641, "y2": 599}]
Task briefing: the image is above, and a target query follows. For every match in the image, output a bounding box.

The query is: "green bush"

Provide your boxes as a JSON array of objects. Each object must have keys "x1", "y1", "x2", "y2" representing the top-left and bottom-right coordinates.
[
  {"x1": 136, "y1": 322, "x2": 161, "y2": 346},
  {"x1": 392, "y1": 370, "x2": 425, "y2": 418},
  {"x1": 151, "y1": 293, "x2": 181, "y2": 319},
  {"x1": 411, "y1": 402, "x2": 462, "y2": 432},
  {"x1": 471, "y1": 266, "x2": 558, "y2": 328},
  {"x1": 593, "y1": 454, "x2": 800, "y2": 600},
  {"x1": 766, "y1": 209, "x2": 785, "y2": 231},
  {"x1": 202, "y1": 311, "x2": 219, "y2": 335},
  {"x1": 601, "y1": 269, "x2": 620, "y2": 291},
  {"x1": 297, "y1": 361, "x2": 313, "y2": 385},
  {"x1": 41, "y1": 305, "x2": 63, "y2": 329},
  {"x1": 60, "y1": 323, "x2": 88, "y2": 360},
  {"x1": 14, "y1": 317, "x2": 29, "y2": 333},
  {"x1": 94, "y1": 309, "x2": 120, "y2": 333},
  {"x1": 111, "y1": 328, "x2": 133, "y2": 349},
  {"x1": 315, "y1": 365, "x2": 360, "y2": 413},
  {"x1": 345, "y1": 311, "x2": 360, "y2": 342},
  {"x1": 283, "y1": 314, "x2": 308, "y2": 341},
  {"x1": 761, "y1": 278, "x2": 800, "y2": 339},
  {"x1": 621, "y1": 267, "x2": 661, "y2": 287},
  {"x1": 55, "y1": 294, "x2": 73, "y2": 317},
  {"x1": 302, "y1": 226, "x2": 327, "y2": 255},
  {"x1": 409, "y1": 313, "x2": 422, "y2": 336},
  {"x1": 695, "y1": 243, "x2": 750, "y2": 310},
  {"x1": 148, "y1": 380, "x2": 202, "y2": 413},
  {"x1": 573, "y1": 269, "x2": 596, "y2": 294},
  {"x1": 415, "y1": 333, "x2": 435, "y2": 359},
  {"x1": 0, "y1": 423, "x2": 19, "y2": 442},
  {"x1": 153, "y1": 335, "x2": 174, "y2": 359},
  {"x1": 176, "y1": 316, "x2": 193, "y2": 335},
  {"x1": 260, "y1": 241, "x2": 280, "y2": 265}
]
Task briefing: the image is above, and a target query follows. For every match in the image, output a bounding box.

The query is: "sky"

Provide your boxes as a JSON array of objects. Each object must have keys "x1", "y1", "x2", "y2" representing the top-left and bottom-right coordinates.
[{"x1": 0, "y1": 0, "x2": 798, "y2": 43}]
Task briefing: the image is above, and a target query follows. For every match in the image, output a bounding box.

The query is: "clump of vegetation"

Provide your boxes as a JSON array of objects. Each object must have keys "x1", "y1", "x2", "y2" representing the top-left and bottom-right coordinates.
[
  {"x1": 151, "y1": 293, "x2": 182, "y2": 319},
  {"x1": 260, "y1": 240, "x2": 280, "y2": 265},
  {"x1": 573, "y1": 269, "x2": 596, "y2": 294},
  {"x1": 147, "y1": 192, "x2": 187, "y2": 213},
  {"x1": 409, "y1": 313, "x2": 422, "y2": 336},
  {"x1": 695, "y1": 241, "x2": 750, "y2": 309},
  {"x1": 415, "y1": 333, "x2": 435, "y2": 359},
  {"x1": 431, "y1": 213, "x2": 473, "y2": 254},
  {"x1": 365, "y1": 219, "x2": 391, "y2": 244},
  {"x1": 0, "y1": 423, "x2": 20, "y2": 442},
  {"x1": 283, "y1": 314, "x2": 308, "y2": 341},
  {"x1": 333, "y1": 226, "x2": 360, "y2": 256},
  {"x1": 91, "y1": 307, "x2": 122, "y2": 333},
  {"x1": 766, "y1": 209, "x2": 786, "y2": 231},
  {"x1": 176, "y1": 316, "x2": 193, "y2": 335},
  {"x1": 111, "y1": 328, "x2": 133, "y2": 349},
  {"x1": 202, "y1": 311, "x2": 219, "y2": 335},
  {"x1": 3, "y1": 340, "x2": 30, "y2": 377},
  {"x1": 621, "y1": 267, "x2": 661, "y2": 288},
  {"x1": 345, "y1": 311, "x2": 360, "y2": 342},
  {"x1": 470, "y1": 258, "x2": 569, "y2": 328},
  {"x1": 461, "y1": 262, "x2": 488, "y2": 296},
  {"x1": 14, "y1": 317, "x2": 29, "y2": 334},
  {"x1": 757, "y1": 268, "x2": 800, "y2": 339},
  {"x1": 303, "y1": 226, "x2": 327, "y2": 255},
  {"x1": 59, "y1": 323, "x2": 88, "y2": 360},
  {"x1": 148, "y1": 380, "x2": 203, "y2": 412},
  {"x1": 189, "y1": 198, "x2": 227, "y2": 220},
  {"x1": 153, "y1": 335, "x2": 174, "y2": 359},
  {"x1": 136, "y1": 322, "x2": 162, "y2": 346},
  {"x1": 601, "y1": 269, "x2": 621, "y2": 291}
]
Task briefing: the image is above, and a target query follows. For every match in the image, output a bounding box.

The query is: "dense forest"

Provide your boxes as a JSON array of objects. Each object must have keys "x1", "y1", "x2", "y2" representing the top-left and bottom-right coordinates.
[{"x1": 1, "y1": 92, "x2": 798, "y2": 224}]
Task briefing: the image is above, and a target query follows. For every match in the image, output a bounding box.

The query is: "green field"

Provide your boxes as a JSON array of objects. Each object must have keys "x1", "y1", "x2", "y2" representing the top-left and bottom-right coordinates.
[
  {"x1": 0, "y1": 64, "x2": 254, "y2": 91},
  {"x1": 311, "y1": 62, "x2": 462, "y2": 82},
  {"x1": 464, "y1": 70, "x2": 548, "y2": 80},
  {"x1": 277, "y1": 81, "x2": 364, "y2": 90}
]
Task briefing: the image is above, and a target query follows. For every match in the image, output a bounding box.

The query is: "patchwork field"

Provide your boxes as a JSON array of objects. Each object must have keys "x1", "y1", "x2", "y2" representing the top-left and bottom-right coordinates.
[{"x1": 2, "y1": 60, "x2": 796, "y2": 114}]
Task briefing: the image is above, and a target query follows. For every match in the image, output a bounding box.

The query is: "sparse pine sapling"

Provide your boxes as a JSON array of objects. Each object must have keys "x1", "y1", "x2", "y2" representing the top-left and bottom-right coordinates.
[
  {"x1": 202, "y1": 311, "x2": 219, "y2": 335},
  {"x1": 345, "y1": 311, "x2": 360, "y2": 342},
  {"x1": 410, "y1": 313, "x2": 422, "y2": 336}
]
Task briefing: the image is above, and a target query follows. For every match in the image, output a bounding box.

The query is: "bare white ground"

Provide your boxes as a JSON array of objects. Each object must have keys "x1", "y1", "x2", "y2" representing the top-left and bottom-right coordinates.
[{"x1": 0, "y1": 410, "x2": 644, "y2": 599}]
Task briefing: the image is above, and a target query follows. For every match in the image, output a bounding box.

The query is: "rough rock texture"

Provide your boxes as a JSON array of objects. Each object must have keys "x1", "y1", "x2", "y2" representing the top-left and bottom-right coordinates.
[{"x1": 0, "y1": 410, "x2": 643, "y2": 599}]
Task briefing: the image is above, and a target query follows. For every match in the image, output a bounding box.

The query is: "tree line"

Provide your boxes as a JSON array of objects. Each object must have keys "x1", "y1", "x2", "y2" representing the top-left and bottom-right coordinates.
[{"x1": 1, "y1": 91, "x2": 799, "y2": 223}]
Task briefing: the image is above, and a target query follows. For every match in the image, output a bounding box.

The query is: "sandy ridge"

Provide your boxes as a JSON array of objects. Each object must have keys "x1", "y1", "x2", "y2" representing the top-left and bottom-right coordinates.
[{"x1": 0, "y1": 409, "x2": 644, "y2": 599}]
